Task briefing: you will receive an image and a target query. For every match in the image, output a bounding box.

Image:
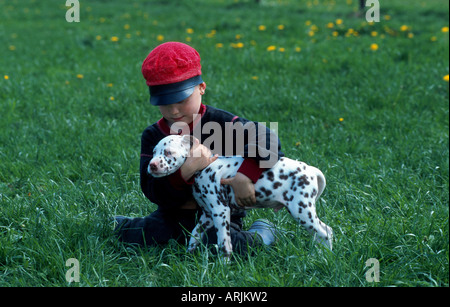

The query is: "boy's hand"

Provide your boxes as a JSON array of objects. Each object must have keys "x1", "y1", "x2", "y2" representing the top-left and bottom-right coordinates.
[
  {"x1": 221, "y1": 173, "x2": 256, "y2": 207},
  {"x1": 180, "y1": 141, "x2": 218, "y2": 181}
]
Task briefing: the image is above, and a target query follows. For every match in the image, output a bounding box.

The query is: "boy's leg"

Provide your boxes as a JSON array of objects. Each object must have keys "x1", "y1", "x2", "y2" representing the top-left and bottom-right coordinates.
[
  {"x1": 202, "y1": 219, "x2": 266, "y2": 255},
  {"x1": 114, "y1": 209, "x2": 200, "y2": 246}
]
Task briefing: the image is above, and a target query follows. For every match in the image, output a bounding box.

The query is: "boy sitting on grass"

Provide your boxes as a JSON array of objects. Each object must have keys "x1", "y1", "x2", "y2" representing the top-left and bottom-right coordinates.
[{"x1": 114, "y1": 42, "x2": 284, "y2": 255}]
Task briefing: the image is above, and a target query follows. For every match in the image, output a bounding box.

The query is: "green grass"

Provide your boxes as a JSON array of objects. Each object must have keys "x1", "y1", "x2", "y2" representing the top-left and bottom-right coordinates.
[{"x1": 0, "y1": 0, "x2": 448, "y2": 287}]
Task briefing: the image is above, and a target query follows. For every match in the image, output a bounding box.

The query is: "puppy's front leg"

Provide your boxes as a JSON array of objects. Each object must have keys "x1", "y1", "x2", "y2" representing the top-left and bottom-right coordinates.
[
  {"x1": 212, "y1": 207, "x2": 232, "y2": 261},
  {"x1": 187, "y1": 212, "x2": 213, "y2": 253}
]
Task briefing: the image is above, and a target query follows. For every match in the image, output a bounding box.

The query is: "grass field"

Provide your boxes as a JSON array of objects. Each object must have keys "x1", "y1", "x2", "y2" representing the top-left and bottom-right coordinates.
[{"x1": 0, "y1": 0, "x2": 449, "y2": 287}]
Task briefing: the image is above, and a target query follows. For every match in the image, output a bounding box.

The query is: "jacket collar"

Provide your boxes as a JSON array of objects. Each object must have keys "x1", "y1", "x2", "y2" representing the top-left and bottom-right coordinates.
[{"x1": 156, "y1": 103, "x2": 207, "y2": 136}]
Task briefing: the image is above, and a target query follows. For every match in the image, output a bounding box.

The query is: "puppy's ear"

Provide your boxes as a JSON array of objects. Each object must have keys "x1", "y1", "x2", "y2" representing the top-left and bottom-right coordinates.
[{"x1": 181, "y1": 135, "x2": 198, "y2": 149}]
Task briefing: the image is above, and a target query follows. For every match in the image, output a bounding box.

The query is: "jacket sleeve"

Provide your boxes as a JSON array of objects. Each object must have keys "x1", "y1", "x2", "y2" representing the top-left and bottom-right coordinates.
[{"x1": 140, "y1": 127, "x2": 193, "y2": 210}]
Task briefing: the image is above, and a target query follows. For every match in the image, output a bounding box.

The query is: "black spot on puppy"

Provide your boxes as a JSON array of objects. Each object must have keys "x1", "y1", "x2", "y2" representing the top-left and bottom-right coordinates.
[{"x1": 273, "y1": 182, "x2": 282, "y2": 189}]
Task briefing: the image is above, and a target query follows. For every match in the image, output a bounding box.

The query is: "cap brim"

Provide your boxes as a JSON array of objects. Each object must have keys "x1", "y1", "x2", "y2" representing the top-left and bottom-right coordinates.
[
  {"x1": 150, "y1": 86, "x2": 196, "y2": 106},
  {"x1": 149, "y1": 75, "x2": 203, "y2": 106}
]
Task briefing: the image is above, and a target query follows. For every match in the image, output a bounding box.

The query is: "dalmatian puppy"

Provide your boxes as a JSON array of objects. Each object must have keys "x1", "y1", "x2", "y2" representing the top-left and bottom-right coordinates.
[{"x1": 148, "y1": 135, "x2": 333, "y2": 259}]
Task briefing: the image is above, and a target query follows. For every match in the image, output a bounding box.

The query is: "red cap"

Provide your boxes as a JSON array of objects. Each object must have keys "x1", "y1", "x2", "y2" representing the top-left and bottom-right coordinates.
[{"x1": 142, "y1": 42, "x2": 202, "y2": 87}]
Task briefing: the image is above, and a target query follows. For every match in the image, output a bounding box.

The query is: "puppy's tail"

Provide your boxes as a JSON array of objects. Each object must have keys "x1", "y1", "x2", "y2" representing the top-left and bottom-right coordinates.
[{"x1": 312, "y1": 167, "x2": 326, "y2": 200}]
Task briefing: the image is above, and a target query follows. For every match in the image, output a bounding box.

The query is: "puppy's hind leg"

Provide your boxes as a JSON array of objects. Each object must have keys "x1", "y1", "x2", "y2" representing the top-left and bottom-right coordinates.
[{"x1": 287, "y1": 199, "x2": 333, "y2": 250}]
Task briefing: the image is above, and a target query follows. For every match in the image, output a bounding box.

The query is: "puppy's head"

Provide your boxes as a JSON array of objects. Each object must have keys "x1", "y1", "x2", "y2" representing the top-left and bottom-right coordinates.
[{"x1": 148, "y1": 135, "x2": 197, "y2": 177}]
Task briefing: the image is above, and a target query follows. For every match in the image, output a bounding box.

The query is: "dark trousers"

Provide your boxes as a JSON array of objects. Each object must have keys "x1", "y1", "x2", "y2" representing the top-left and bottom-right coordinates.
[{"x1": 115, "y1": 208, "x2": 263, "y2": 255}]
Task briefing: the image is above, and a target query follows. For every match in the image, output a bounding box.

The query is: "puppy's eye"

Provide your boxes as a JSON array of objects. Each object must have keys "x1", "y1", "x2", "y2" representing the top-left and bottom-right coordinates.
[{"x1": 164, "y1": 149, "x2": 172, "y2": 157}]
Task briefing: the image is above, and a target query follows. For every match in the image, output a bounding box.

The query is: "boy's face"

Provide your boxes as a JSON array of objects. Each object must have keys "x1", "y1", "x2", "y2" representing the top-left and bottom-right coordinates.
[{"x1": 159, "y1": 82, "x2": 206, "y2": 126}]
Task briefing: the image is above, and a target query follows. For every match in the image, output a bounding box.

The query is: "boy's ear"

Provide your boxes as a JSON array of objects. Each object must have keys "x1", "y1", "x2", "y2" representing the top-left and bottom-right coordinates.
[{"x1": 199, "y1": 82, "x2": 206, "y2": 95}]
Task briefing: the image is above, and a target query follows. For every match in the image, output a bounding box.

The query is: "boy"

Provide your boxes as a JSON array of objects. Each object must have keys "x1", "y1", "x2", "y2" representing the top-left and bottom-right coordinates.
[{"x1": 114, "y1": 42, "x2": 284, "y2": 254}]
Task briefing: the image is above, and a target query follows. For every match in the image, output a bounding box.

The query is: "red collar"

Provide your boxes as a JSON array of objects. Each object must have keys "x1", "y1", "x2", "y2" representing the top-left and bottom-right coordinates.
[{"x1": 157, "y1": 103, "x2": 207, "y2": 136}]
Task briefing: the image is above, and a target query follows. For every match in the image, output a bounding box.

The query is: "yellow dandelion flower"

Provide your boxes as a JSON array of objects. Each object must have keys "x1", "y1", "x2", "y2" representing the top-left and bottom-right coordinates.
[
  {"x1": 206, "y1": 30, "x2": 216, "y2": 38},
  {"x1": 295, "y1": 46, "x2": 301, "y2": 52},
  {"x1": 157, "y1": 35, "x2": 164, "y2": 41},
  {"x1": 76, "y1": 74, "x2": 84, "y2": 79},
  {"x1": 215, "y1": 43, "x2": 224, "y2": 48},
  {"x1": 444, "y1": 74, "x2": 449, "y2": 82},
  {"x1": 107, "y1": 83, "x2": 113, "y2": 87},
  {"x1": 4, "y1": 75, "x2": 9, "y2": 80},
  {"x1": 326, "y1": 22, "x2": 334, "y2": 29},
  {"x1": 96, "y1": 35, "x2": 102, "y2": 40},
  {"x1": 384, "y1": 15, "x2": 391, "y2": 20},
  {"x1": 124, "y1": 24, "x2": 130, "y2": 30},
  {"x1": 295, "y1": 141, "x2": 301, "y2": 146},
  {"x1": 258, "y1": 25, "x2": 266, "y2": 31},
  {"x1": 251, "y1": 76, "x2": 259, "y2": 80},
  {"x1": 186, "y1": 37, "x2": 192, "y2": 42},
  {"x1": 339, "y1": 118, "x2": 344, "y2": 122},
  {"x1": 65, "y1": 80, "x2": 70, "y2": 85},
  {"x1": 400, "y1": 25, "x2": 409, "y2": 32},
  {"x1": 267, "y1": 45, "x2": 276, "y2": 51},
  {"x1": 332, "y1": 31, "x2": 339, "y2": 37},
  {"x1": 109, "y1": 96, "x2": 115, "y2": 101},
  {"x1": 9, "y1": 45, "x2": 16, "y2": 51},
  {"x1": 370, "y1": 43, "x2": 379, "y2": 51},
  {"x1": 186, "y1": 28, "x2": 194, "y2": 34},
  {"x1": 305, "y1": 20, "x2": 312, "y2": 26},
  {"x1": 278, "y1": 47, "x2": 285, "y2": 52},
  {"x1": 407, "y1": 32, "x2": 414, "y2": 38},
  {"x1": 231, "y1": 42, "x2": 244, "y2": 48},
  {"x1": 235, "y1": 34, "x2": 242, "y2": 40},
  {"x1": 336, "y1": 19, "x2": 343, "y2": 25},
  {"x1": 110, "y1": 36, "x2": 119, "y2": 42},
  {"x1": 430, "y1": 36, "x2": 437, "y2": 42},
  {"x1": 308, "y1": 30, "x2": 315, "y2": 37},
  {"x1": 371, "y1": 31, "x2": 378, "y2": 37},
  {"x1": 442, "y1": 26, "x2": 449, "y2": 33},
  {"x1": 277, "y1": 24, "x2": 285, "y2": 30}
]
